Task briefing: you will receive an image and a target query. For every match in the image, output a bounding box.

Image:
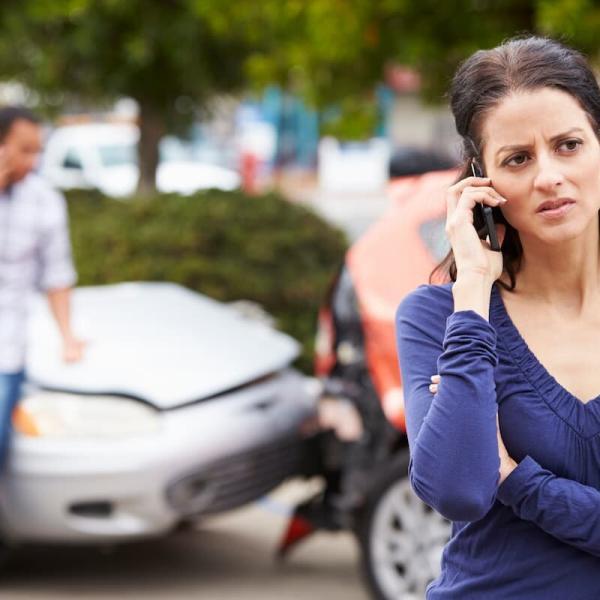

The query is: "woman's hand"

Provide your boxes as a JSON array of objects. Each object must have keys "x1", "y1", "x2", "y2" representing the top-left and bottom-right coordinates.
[
  {"x1": 445, "y1": 176, "x2": 506, "y2": 283},
  {"x1": 429, "y1": 374, "x2": 517, "y2": 484},
  {"x1": 497, "y1": 417, "x2": 517, "y2": 484}
]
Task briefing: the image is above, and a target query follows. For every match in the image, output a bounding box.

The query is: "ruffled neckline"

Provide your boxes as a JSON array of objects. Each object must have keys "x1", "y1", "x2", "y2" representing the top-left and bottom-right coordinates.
[{"x1": 489, "y1": 284, "x2": 600, "y2": 439}]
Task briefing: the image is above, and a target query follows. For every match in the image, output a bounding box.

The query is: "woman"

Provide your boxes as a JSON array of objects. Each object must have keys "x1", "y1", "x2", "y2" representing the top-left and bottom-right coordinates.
[{"x1": 396, "y1": 36, "x2": 600, "y2": 598}]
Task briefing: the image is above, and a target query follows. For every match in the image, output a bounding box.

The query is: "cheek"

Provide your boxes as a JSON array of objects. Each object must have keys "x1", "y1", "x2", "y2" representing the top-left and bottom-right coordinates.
[
  {"x1": 498, "y1": 203, "x2": 525, "y2": 230},
  {"x1": 489, "y1": 178, "x2": 529, "y2": 226}
]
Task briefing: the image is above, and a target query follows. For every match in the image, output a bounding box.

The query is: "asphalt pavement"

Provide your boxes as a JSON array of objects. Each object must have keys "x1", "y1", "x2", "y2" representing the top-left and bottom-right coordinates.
[{"x1": 279, "y1": 172, "x2": 391, "y2": 241}]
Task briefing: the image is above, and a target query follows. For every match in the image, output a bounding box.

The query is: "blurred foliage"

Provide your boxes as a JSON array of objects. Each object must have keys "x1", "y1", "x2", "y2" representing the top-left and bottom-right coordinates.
[
  {"x1": 242, "y1": 0, "x2": 536, "y2": 103},
  {"x1": 65, "y1": 188, "x2": 348, "y2": 372},
  {"x1": 0, "y1": 0, "x2": 260, "y2": 191},
  {"x1": 0, "y1": 1, "x2": 598, "y2": 181},
  {"x1": 320, "y1": 97, "x2": 379, "y2": 141},
  {"x1": 537, "y1": 0, "x2": 600, "y2": 60}
]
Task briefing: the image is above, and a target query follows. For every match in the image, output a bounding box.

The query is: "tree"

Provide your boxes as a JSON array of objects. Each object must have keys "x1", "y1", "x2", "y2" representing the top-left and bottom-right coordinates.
[
  {"x1": 0, "y1": 0, "x2": 260, "y2": 193},
  {"x1": 0, "y1": 0, "x2": 591, "y2": 192}
]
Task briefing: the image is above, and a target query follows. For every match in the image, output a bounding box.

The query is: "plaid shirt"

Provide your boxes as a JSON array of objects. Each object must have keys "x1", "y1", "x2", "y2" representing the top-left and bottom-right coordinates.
[{"x1": 0, "y1": 174, "x2": 76, "y2": 372}]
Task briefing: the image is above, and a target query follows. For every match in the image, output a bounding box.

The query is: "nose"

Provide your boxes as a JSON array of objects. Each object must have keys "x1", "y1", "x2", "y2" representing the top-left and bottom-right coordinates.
[{"x1": 532, "y1": 153, "x2": 565, "y2": 192}]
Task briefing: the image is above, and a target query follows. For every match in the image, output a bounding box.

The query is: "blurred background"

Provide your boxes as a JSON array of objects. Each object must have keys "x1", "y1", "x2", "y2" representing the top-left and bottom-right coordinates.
[{"x1": 0, "y1": 1, "x2": 597, "y2": 598}]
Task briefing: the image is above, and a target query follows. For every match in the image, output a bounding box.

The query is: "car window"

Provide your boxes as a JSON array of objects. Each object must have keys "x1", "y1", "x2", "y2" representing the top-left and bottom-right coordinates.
[
  {"x1": 419, "y1": 217, "x2": 450, "y2": 262},
  {"x1": 98, "y1": 144, "x2": 137, "y2": 167},
  {"x1": 62, "y1": 149, "x2": 83, "y2": 170}
]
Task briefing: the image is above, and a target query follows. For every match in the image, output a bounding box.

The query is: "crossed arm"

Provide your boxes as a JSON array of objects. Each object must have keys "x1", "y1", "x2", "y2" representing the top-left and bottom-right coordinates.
[{"x1": 396, "y1": 289, "x2": 600, "y2": 557}]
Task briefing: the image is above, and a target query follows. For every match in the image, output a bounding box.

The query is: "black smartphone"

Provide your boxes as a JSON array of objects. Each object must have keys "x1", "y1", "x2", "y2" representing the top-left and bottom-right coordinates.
[{"x1": 470, "y1": 161, "x2": 501, "y2": 252}]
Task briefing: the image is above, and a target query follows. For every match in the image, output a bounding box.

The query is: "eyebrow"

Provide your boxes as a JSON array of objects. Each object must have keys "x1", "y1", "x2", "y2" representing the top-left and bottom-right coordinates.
[{"x1": 494, "y1": 127, "x2": 586, "y2": 158}]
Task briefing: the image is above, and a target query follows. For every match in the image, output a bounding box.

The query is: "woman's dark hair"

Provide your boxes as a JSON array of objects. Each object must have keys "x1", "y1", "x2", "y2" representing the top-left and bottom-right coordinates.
[{"x1": 431, "y1": 35, "x2": 600, "y2": 290}]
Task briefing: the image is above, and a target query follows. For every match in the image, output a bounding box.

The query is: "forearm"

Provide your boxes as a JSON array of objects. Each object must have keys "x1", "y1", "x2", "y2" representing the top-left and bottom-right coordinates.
[
  {"x1": 408, "y1": 311, "x2": 500, "y2": 521},
  {"x1": 46, "y1": 287, "x2": 75, "y2": 341},
  {"x1": 397, "y1": 284, "x2": 501, "y2": 522},
  {"x1": 499, "y1": 457, "x2": 600, "y2": 557},
  {"x1": 452, "y1": 272, "x2": 494, "y2": 320}
]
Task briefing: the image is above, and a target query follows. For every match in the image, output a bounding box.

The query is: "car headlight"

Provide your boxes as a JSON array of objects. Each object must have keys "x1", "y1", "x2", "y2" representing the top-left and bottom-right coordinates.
[{"x1": 13, "y1": 391, "x2": 161, "y2": 439}]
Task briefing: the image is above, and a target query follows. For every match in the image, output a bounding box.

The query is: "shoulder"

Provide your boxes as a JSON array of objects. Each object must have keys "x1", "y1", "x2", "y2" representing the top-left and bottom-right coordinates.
[
  {"x1": 396, "y1": 283, "x2": 453, "y2": 323},
  {"x1": 21, "y1": 174, "x2": 67, "y2": 218},
  {"x1": 20, "y1": 173, "x2": 65, "y2": 204},
  {"x1": 395, "y1": 283, "x2": 453, "y2": 347}
]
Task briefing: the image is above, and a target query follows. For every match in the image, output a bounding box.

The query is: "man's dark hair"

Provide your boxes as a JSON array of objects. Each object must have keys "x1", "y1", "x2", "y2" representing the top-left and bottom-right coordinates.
[{"x1": 0, "y1": 106, "x2": 40, "y2": 142}]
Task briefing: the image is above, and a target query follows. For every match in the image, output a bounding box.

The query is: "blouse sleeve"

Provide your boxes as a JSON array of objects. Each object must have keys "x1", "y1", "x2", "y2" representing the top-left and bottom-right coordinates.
[
  {"x1": 395, "y1": 286, "x2": 500, "y2": 522},
  {"x1": 498, "y1": 456, "x2": 600, "y2": 557}
]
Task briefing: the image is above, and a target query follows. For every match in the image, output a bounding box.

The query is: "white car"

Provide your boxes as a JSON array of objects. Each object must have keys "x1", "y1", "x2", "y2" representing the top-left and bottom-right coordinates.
[
  {"x1": 39, "y1": 123, "x2": 241, "y2": 197},
  {"x1": 1, "y1": 282, "x2": 317, "y2": 544}
]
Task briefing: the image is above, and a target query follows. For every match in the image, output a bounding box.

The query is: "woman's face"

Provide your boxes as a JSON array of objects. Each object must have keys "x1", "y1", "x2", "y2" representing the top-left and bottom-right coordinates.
[{"x1": 481, "y1": 87, "x2": 600, "y2": 246}]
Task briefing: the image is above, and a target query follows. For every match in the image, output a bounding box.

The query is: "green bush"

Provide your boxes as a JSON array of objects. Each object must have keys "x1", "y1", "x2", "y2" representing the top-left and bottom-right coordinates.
[{"x1": 66, "y1": 188, "x2": 348, "y2": 372}]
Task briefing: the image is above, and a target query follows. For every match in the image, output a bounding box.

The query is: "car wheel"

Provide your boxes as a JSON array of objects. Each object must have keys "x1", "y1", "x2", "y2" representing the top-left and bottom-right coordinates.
[{"x1": 356, "y1": 450, "x2": 451, "y2": 600}]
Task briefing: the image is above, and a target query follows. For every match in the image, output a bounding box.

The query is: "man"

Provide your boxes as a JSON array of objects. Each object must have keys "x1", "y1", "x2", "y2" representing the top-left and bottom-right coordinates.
[{"x1": 0, "y1": 106, "x2": 83, "y2": 465}]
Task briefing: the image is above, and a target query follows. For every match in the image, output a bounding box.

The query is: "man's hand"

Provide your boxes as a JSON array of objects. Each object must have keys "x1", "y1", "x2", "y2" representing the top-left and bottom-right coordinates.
[
  {"x1": 62, "y1": 335, "x2": 85, "y2": 363},
  {"x1": 429, "y1": 374, "x2": 517, "y2": 484}
]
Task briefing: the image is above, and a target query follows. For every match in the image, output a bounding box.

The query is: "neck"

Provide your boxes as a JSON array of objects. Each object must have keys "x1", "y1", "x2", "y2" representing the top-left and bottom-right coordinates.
[{"x1": 510, "y1": 222, "x2": 600, "y2": 315}]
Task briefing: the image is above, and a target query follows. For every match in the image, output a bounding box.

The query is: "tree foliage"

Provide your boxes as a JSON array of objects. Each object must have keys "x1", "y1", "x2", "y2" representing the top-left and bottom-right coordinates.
[
  {"x1": 0, "y1": 0, "x2": 258, "y2": 192},
  {"x1": 0, "y1": 0, "x2": 597, "y2": 188}
]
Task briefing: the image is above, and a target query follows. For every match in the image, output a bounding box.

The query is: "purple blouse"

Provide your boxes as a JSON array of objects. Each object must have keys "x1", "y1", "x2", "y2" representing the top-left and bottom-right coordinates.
[{"x1": 396, "y1": 283, "x2": 600, "y2": 599}]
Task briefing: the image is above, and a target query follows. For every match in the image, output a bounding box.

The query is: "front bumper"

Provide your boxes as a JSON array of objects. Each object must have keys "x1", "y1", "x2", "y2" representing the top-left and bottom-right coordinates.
[{"x1": 0, "y1": 369, "x2": 318, "y2": 544}]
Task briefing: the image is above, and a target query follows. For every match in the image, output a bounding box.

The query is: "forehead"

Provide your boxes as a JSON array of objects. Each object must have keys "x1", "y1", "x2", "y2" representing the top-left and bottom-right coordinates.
[
  {"x1": 6, "y1": 118, "x2": 41, "y2": 141},
  {"x1": 481, "y1": 88, "x2": 593, "y2": 150}
]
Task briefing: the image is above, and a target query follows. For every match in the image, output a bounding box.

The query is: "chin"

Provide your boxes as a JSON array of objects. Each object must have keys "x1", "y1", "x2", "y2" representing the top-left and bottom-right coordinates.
[{"x1": 537, "y1": 222, "x2": 593, "y2": 245}]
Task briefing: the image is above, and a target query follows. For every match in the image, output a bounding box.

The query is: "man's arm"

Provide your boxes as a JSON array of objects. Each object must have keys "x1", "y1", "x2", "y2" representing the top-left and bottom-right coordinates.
[
  {"x1": 38, "y1": 184, "x2": 83, "y2": 363},
  {"x1": 46, "y1": 287, "x2": 84, "y2": 362}
]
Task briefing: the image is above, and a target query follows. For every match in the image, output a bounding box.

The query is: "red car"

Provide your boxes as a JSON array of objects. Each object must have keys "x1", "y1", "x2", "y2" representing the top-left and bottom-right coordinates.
[{"x1": 281, "y1": 169, "x2": 459, "y2": 600}]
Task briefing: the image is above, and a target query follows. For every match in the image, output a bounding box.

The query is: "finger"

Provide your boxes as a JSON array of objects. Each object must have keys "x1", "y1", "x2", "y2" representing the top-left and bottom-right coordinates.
[
  {"x1": 447, "y1": 190, "x2": 506, "y2": 225},
  {"x1": 450, "y1": 176, "x2": 492, "y2": 191},
  {"x1": 446, "y1": 177, "x2": 490, "y2": 211},
  {"x1": 430, "y1": 374, "x2": 441, "y2": 383},
  {"x1": 461, "y1": 186, "x2": 507, "y2": 206},
  {"x1": 429, "y1": 383, "x2": 438, "y2": 394}
]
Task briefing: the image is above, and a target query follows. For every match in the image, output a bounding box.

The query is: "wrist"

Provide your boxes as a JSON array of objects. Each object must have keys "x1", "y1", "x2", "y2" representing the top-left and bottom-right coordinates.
[{"x1": 452, "y1": 273, "x2": 494, "y2": 320}]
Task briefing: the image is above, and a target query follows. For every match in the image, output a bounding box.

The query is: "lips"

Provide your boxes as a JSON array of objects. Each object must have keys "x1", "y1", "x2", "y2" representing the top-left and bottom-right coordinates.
[{"x1": 536, "y1": 198, "x2": 575, "y2": 213}]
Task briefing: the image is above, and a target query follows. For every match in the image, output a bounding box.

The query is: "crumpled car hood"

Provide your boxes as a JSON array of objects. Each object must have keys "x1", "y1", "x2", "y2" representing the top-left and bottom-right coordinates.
[{"x1": 26, "y1": 282, "x2": 299, "y2": 409}]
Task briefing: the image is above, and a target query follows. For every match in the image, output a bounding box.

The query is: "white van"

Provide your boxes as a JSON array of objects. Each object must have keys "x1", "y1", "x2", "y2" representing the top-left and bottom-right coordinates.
[{"x1": 40, "y1": 123, "x2": 241, "y2": 197}]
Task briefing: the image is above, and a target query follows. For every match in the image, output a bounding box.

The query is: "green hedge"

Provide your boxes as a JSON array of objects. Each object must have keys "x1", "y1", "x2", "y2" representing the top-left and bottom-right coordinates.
[{"x1": 66, "y1": 189, "x2": 348, "y2": 372}]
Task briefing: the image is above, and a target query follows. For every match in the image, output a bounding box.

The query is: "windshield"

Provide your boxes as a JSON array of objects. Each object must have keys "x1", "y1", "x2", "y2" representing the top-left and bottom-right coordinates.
[{"x1": 98, "y1": 144, "x2": 137, "y2": 167}]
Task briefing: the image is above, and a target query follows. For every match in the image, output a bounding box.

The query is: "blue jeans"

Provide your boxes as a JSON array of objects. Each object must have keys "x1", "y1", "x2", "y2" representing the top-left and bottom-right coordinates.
[{"x1": 0, "y1": 371, "x2": 24, "y2": 468}]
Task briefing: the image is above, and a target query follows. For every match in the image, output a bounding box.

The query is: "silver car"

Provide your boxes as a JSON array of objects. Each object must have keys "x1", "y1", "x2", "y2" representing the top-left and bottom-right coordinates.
[{"x1": 1, "y1": 282, "x2": 318, "y2": 544}]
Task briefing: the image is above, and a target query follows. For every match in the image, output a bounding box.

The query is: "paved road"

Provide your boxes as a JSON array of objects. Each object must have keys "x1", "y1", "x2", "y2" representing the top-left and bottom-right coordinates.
[
  {"x1": 280, "y1": 174, "x2": 391, "y2": 241},
  {"x1": 305, "y1": 190, "x2": 390, "y2": 241},
  {"x1": 1, "y1": 480, "x2": 369, "y2": 600}
]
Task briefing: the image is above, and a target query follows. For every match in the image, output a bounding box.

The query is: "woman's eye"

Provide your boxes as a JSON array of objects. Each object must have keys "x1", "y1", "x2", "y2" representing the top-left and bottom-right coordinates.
[
  {"x1": 559, "y1": 139, "x2": 582, "y2": 152},
  {"x1": 505, "y1": 153, "x2": 528, "y2": 167}
]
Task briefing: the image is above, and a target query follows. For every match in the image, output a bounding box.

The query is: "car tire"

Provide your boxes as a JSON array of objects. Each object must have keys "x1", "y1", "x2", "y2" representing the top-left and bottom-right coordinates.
[{"x1": 355, "y1": 449, "x2": 451, "y2": 600}]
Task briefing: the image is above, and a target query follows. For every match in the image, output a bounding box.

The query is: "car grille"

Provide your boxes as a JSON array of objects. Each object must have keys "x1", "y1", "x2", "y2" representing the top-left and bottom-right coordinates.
[{"x1": 165, "y1": 437, "x2": 305, "y2": 516}]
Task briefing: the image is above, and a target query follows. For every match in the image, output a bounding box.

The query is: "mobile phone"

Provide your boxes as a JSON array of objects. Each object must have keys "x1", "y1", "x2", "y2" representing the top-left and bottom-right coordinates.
[{"x1": 470, "y1": 161, "x2": 501, "y2": 252}]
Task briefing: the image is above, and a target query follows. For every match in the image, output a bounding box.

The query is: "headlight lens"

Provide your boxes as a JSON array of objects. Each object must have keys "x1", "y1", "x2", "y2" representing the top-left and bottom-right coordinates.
[{"x1": 14, "y1": 391, "x2": 161, "y2": 439}]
